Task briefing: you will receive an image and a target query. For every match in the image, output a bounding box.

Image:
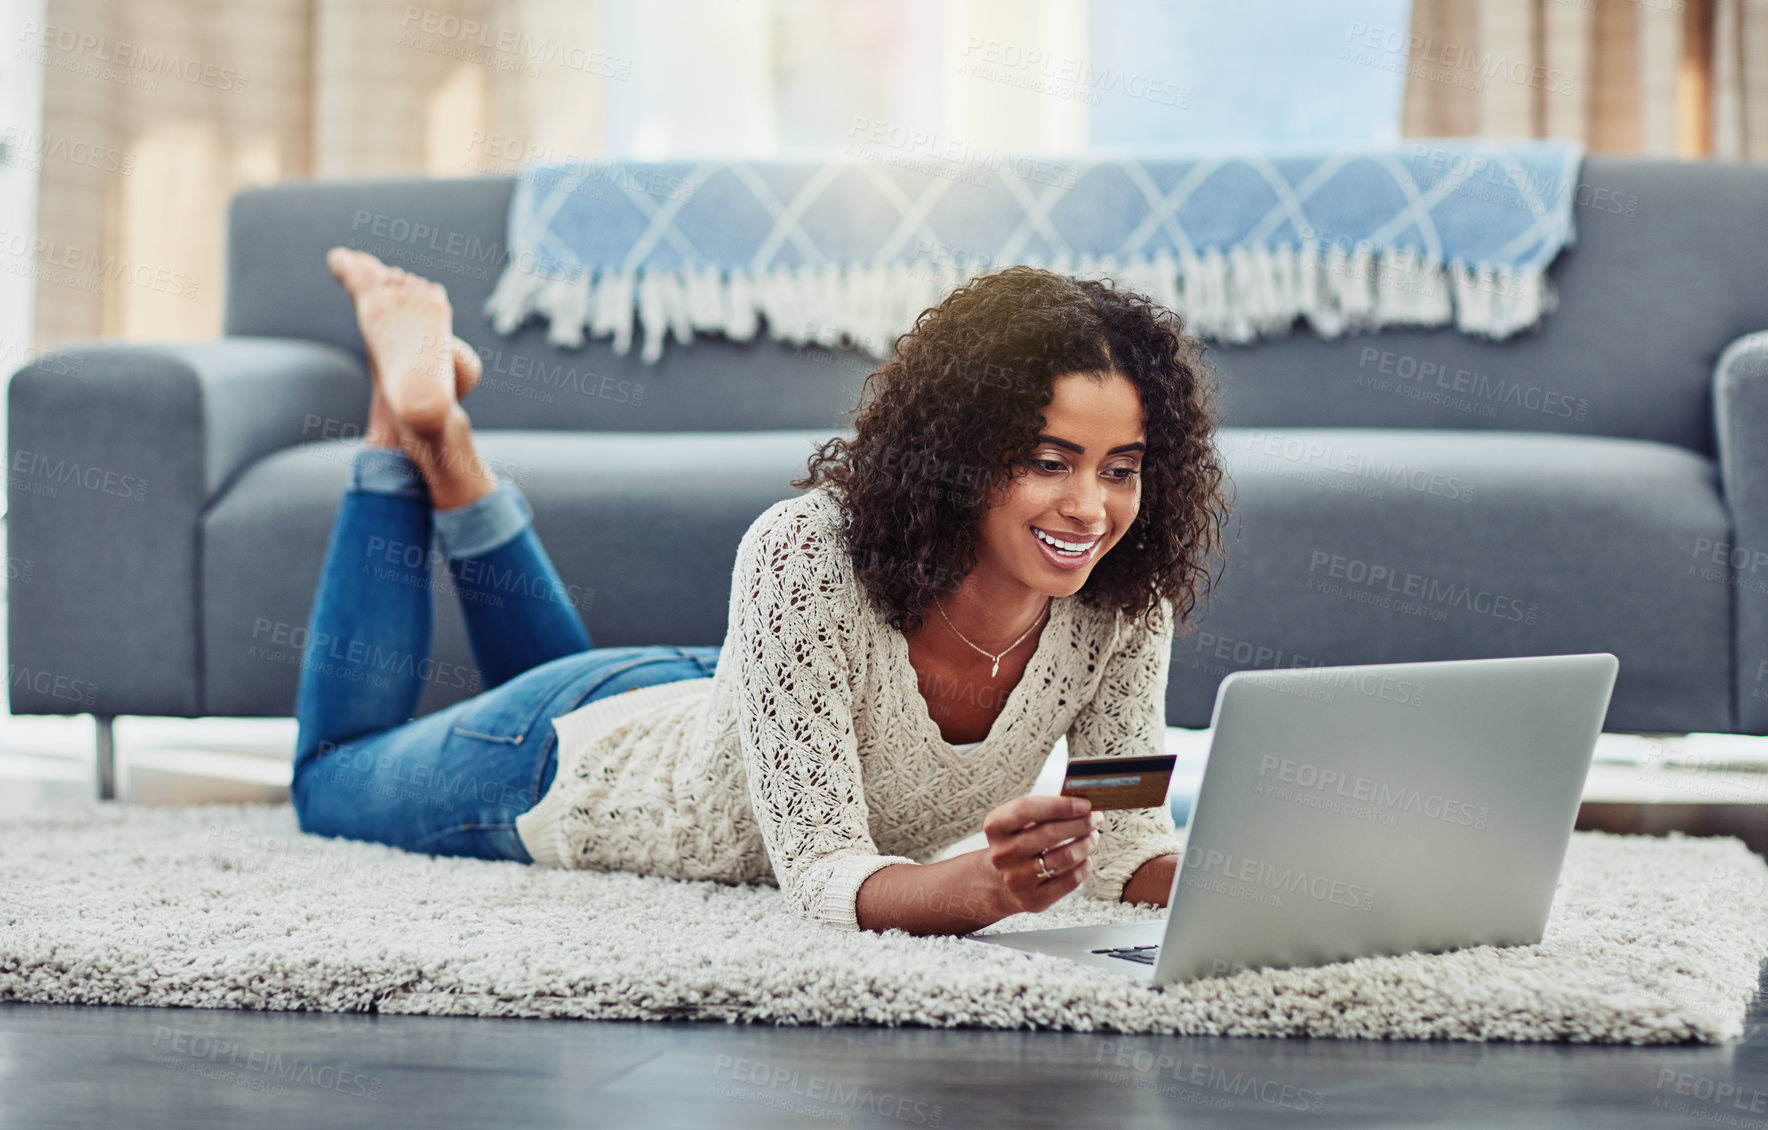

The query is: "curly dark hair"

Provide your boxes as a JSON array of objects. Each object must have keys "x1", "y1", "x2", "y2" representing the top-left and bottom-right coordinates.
[{"x1": 790, "y1": 264, "x2": 1231, "y2": 636}]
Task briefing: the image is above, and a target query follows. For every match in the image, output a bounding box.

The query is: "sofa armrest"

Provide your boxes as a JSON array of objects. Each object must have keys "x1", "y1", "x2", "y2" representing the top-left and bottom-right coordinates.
[
  {"x1": 6, "y1": 337, "x2": 365, "y2": 716},
  {"x1": 1715, "y1": 331, "x2": 1768, "y2": 733}
]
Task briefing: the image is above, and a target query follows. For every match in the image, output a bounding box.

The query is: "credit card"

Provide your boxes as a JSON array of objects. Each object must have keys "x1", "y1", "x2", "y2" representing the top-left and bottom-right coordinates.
[{"x1": 1059, "y1": 754, "x2": 1177, "y2": 811}]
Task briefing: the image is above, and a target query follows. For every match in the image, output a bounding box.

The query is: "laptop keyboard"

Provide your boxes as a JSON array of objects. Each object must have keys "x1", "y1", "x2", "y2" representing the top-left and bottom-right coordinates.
[{"x1": 1092, "y1": 945, "x2": 1158, "y2": 965}]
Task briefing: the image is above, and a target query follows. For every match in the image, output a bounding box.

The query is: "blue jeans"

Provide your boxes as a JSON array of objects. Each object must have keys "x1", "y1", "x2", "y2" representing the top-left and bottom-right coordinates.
[{"x1": 290, "y1": 447, "x2": 721, "y2": 864}]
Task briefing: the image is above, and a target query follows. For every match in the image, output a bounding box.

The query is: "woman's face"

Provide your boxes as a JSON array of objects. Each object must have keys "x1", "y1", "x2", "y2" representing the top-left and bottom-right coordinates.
[{"x1": 974, "y1": 370, "x2": 1146, "y2": 599}]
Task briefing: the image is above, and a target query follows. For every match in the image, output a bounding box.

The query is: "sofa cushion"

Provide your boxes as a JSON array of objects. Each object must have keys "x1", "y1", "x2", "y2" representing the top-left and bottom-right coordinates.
[
  {"x1": 201, "y1": 427, "x2": 1730, "y2": 732},
  {"x1": 1187, "y1": 427, "x2": 1730, "y2": 732}
]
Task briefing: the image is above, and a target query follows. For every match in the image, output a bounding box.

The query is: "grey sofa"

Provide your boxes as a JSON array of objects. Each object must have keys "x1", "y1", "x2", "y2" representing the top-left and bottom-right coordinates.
[{"x1": 10, "y1": 156, "x2": 1768, "y2": 799}]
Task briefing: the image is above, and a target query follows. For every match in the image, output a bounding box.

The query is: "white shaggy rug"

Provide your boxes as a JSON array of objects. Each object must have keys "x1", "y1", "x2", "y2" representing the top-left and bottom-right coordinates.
[{"x1": 2, "y1": 801, "x2": 1765, "y2": 1043}]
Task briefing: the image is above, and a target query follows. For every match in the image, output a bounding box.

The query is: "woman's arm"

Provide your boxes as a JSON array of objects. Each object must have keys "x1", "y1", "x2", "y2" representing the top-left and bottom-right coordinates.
[
  {"x1": 855, "y1": 854, "x2": 1012, "y2": 935},
  {"x1": 855, "y1": 795, "x2": 1104, "y2": 935},
  {"x1": 731, "y1": 506, "x2": 920, "y2": 930},
  {"x1": 1122, "y1": 852, "x2": 1179, "y2": 907}
]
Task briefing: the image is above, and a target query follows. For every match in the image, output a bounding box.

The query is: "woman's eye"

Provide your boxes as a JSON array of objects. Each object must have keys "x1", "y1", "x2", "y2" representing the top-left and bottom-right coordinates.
[{"x1": 1032, "y1": 459, "x2": 1141, "y2": 479}]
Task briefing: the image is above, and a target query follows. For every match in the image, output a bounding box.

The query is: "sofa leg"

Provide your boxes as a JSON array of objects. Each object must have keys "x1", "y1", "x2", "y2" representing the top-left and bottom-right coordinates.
[{"x1": 94, "y1": 715, "x2": 116, "y2": 801}]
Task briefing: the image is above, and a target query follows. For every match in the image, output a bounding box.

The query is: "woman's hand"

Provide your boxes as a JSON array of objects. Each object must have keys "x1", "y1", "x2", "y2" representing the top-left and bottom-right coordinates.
[
  {"x1": 853, "y1": 795, "x2": 1104, "y2": 936},
  {"x1": 980, "y1": 795, "x2": 1105, "y2": 915}
]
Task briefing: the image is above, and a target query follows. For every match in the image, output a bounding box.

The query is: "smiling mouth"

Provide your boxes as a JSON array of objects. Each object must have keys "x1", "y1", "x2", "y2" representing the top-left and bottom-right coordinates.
[{"x1": 1032, "y1": 527, "x2": 1103, "y2": 558}]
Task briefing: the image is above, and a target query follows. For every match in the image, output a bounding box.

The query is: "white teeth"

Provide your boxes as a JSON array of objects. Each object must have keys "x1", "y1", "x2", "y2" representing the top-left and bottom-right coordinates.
[{"x1": 1034, "y1": 528, "x2": 1093, "y2": 555}]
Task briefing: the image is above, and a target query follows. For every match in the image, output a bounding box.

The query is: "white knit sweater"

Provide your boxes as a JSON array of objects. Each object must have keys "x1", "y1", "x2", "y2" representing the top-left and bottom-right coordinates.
[{"x1": 513, "y1": 485, "x2": 1185, "y2": 930}]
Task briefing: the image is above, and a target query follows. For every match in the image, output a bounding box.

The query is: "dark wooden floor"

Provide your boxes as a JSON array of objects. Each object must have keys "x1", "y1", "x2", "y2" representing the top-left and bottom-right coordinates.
[{"x1": 5, "y1": 962, "x2": 1768, "y2": 1130}]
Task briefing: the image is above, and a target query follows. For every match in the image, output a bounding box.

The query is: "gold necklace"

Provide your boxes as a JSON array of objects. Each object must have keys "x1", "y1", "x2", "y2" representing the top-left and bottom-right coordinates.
[{"x1": 932, "y1": 594, "x2": 1051, "y2": 678}]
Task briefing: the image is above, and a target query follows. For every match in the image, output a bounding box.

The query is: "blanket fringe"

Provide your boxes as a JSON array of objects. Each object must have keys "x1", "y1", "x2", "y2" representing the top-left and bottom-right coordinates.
[{"x1": 482, "y1": 248, "x2": 1557, "y2": 364}]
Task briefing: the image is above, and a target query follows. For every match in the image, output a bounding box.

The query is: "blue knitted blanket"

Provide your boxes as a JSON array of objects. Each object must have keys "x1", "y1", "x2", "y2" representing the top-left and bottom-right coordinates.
[{"x1": 484, "y1": 140, "x2": 1584, "y2": 363}]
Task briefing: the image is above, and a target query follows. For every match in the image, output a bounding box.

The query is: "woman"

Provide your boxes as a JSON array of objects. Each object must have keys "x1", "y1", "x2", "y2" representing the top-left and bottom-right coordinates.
[{"x1": 292, "y1": 248, "x2": 1229, "y2": 936}]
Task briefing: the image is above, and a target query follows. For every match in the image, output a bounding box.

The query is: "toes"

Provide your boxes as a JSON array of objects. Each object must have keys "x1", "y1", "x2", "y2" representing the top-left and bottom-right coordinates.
[
  {"x1": 352, "y1": 248, "x2": 391, "y2": 275},
  {"x1": 327, "y1": 247, "x2": 394, "y2": 295},
  {"x1": 326, "y1": 247, "x2": 362, "y2": 287},
  {"x1": 451, "y1": 337, "x2": 482, "y2": 395}
]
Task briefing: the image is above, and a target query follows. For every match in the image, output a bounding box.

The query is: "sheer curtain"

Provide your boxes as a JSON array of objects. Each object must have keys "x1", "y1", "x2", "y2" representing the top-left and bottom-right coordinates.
[
  {"x1": 1713, "y1": 0, "x2": 1768, "y2": 159},
  {"x1": 1402, "y1": 0, "x2": 1768, "y2": 159},
  {"x1": 26, "y1": 0, "x2": 1079, "y2": 346},
  {"x1": 29, "y1": 0, "x2": 313, "y2": 347},
  {"x1": 27, "y1": 0, "x2": 612, "y2": 348}
]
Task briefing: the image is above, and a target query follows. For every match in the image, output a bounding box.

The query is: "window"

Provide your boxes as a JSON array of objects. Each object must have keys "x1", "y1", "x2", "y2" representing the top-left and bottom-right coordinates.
[{"x1": 595, "y1": 0, "x2": 1413, "y2": 159}]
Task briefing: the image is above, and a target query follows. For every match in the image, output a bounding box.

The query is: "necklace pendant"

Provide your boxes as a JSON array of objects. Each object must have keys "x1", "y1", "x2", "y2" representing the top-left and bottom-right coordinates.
[{"x1": 990, "y1": 658, "x2": 1000, "y2": 677}]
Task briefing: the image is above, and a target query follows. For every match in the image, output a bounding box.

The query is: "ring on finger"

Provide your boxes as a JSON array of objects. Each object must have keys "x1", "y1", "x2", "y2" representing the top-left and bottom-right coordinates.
[{"x1": 1035, "y1": 848, "x2": 1055, "y2": 881}]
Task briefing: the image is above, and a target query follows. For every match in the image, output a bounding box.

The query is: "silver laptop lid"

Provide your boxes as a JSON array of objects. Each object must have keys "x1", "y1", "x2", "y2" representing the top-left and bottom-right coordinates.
[{"x1": 1153, "y1": 653, "x2": 1619, "y2": 984}]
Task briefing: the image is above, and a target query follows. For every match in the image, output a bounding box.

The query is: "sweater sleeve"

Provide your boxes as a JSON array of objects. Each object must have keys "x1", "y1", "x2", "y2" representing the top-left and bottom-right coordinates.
[
  {"x1": 730, "y1": 500, "x2": 918, "y2": 931},
  {"x1": 1067, "y1": 595, "x2": 1186, "y2": 904}
]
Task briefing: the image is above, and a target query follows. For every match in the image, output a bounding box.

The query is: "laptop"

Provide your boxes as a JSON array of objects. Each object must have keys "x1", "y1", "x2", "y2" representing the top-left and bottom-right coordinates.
[{"x1": 970, "y1": 652, "x2": 1619, "y2": 986}]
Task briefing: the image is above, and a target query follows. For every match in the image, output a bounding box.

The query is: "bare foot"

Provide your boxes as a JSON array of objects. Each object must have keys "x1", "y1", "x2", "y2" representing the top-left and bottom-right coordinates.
[
  {"x1": 326, "y1": 248, "x2": 461, "y2": 439},
  {"x1": 327, "y1": 247, "x2": 482, "y2": 399}
]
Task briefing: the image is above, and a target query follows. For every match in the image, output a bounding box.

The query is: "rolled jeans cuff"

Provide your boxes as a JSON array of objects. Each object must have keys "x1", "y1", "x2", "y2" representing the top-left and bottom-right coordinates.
[
  {"x1": 350, "y1": 447, "x2": 428, "y2": 500},
  {"x1": 434, "y1": 480, "x2": 533, "y2": 560}
]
